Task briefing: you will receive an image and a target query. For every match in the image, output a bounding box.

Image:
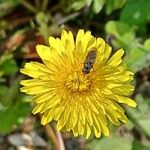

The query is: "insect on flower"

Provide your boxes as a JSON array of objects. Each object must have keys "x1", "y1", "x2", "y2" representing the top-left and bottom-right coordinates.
[
  {"x1": 20, "y1": 30, "x2": 137, "y2": 139},
  {"x1": 82, "y1": 48, "x2": 97, "y2": 74}
]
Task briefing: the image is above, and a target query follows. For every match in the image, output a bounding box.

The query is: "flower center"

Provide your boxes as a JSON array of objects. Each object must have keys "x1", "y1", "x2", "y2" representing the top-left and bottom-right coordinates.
[{"x1": 65, "y1": 72, "x2": 91, "y2": 92}]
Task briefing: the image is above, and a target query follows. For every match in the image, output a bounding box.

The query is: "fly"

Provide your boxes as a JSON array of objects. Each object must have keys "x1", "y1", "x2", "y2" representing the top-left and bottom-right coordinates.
[{"x1": 82, "y1": 48, "x2": 97, "y2": 74}]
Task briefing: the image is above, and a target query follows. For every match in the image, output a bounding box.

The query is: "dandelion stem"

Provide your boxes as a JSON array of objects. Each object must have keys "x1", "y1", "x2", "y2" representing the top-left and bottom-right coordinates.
[
  {"x1": 44, "y1": 124, "x2": 60, "y2": 150},
  {"x1": 56, "y1": 130, "x2": 66, "y2": 150}
]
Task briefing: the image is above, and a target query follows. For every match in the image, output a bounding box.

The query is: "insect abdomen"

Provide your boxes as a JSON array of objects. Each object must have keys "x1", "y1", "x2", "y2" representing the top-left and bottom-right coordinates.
[{"x1": 82, "y1": 48, "x2": 97, "y2": 74}]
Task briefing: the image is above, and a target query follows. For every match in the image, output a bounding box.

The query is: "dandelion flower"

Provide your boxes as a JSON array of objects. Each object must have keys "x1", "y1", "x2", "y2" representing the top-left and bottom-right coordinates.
[{"x1": 20, "y1": 30, "x2": 137, "y2": 138}]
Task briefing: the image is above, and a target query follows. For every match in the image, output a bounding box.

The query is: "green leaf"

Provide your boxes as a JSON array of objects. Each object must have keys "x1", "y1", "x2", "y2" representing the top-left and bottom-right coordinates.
[
  {"x1": 0, "y1": 76, "x2": 31, "y2": 133},
  {"x1": 106, "y1": 0, "x2": 126, "y2": 15},
  {"x1": 126, "y1": 95, "x2": 150, "y2": 137},
  {"x1": 144, "y1": 39, "x2": 150, "y2": 52},
  {"x1": 0, "y1": 0, "x2": 20, "y2": 18},
  {"x1": 87, "y1": 0, "x2": 93, "y2": 6},
  {"x1": 112, "y1": 31, "x2": 136, "y2": 49},
  {"x1": 71, "y1": 0, "x2": 105, "y2": 14},
  {"x1": 105, "y1": 21, "x2": 136, "y2": 50},
  {"x1": 88, "y1": 135, "x2": 133, "y2": 150},
  {"x1": 71, "y1": 0, "x2": 86, "y2": 10},
  {"x1": 0, "y1": 102, "x2": 5, "y2": 111},
  {"x1": 93, "y1": 0, "x2": 105, "y2": 13},
  {"x1": 0, "y1": 78, "x2": 22, "y2": 107},
  {"x1": 0, "y1": 98, "x2": 31, "y2": 133},
  {"x1": 0, "y1": 85, "x2": 9, "y2": 105},
  {"x1": 125, "y1": 47, "x2": 148, "y2": 72},
  {"x1": 36, "y1": 12, "x2": 51, "y2": 42},
  {"x1": 0, "y1": 58, "x2": 18, "y2": 75},
  {"x1": 105, "y1": 21, "x2": 132, "y2": 37},
  {"x1": 132, "y1": 139, "x2": 150, "y2": 150},
  {"x1": 144, "y1": 98, "x2": 150, "y2": 105},
  {"x1": 120, "y1": 0, "x2": 150, "y2": 26}
]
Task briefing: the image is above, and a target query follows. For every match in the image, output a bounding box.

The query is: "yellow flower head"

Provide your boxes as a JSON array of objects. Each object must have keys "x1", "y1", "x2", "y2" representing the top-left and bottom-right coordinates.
[{"x1": 20, "y1": 30, "x2": 137, "y2": 138}]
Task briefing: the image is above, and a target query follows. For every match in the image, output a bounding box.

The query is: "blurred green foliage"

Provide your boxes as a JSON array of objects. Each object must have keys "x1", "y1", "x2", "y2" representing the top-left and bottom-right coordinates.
[
  {"x1": 120, "y1": 0, "x2": 150, "y2": 33},
  {"x1": 105, "y1": 20, "x2": 150, "y2": 72},
  {"x1": 0, "y1": 0, "x2": 150, "y2": 149},
  {"x1": 88, "y1": 135, "x2": 133, "y2": 150},
  {"x1": 71, "y1": 0, "x2": 126, "y2": 14}
]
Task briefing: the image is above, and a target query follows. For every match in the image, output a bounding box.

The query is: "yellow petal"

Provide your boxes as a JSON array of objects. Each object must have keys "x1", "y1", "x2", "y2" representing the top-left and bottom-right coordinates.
[
  {"x1": 107, "y1": 49, "x2": 124, "y2": 67},
  {"x1": 32, "y1": 103, "x2": 45, "y2": 114},
  {"x1": 20, "y1": 86, "x2": 50, "y2": 95},
  {"x1": 36, "y1": 45, "x2": 51, "y2": 61},
  {"x1": 76, "y1": 29, "x2": 84, "y2": 45},
  {"x1": 115, "y1": 96, "x2": 137, "y2": 107},
  {"x1": 86, "y1": 124, "x2": 91, "y2": 139},
  {"x1": 20, "y1": 62, "x2": 51, "y2": 78},
  {"x1": 82, "y1": 31, "x2": 92, "y2": 52},
  {"x1": 41, "y1": 108, "x2": 55, "y2": 125}
]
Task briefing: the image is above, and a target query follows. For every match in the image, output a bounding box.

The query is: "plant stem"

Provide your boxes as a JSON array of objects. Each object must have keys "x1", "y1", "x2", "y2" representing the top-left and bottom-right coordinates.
[
  {"x1": 42, "y1": 0, "x2": 49, "y2": 11},
  {"x1": 20, "y1": 0, "x2": 37, "y2": 13},
  {"x1": 56, "y1": 130, "x2": 65, "y2": 150},
  {"x1": 35, "y1": 0, "x2": 40, "y2": 9},
  {"x1": 44, "y1": 124, "x2": 60, "y2": 150},
  {"x1": 57, "y1": 12, "x2": 81, "y2": 25}
]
